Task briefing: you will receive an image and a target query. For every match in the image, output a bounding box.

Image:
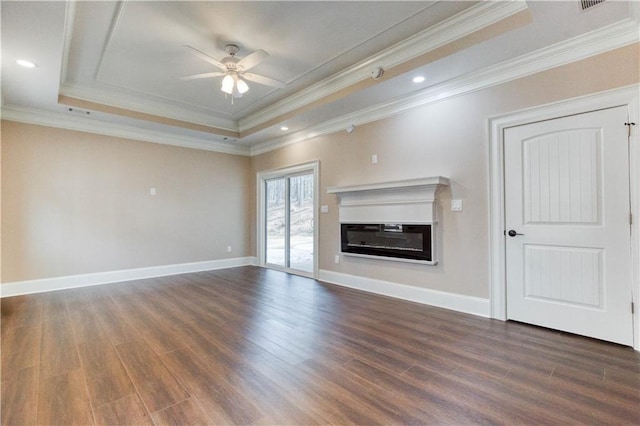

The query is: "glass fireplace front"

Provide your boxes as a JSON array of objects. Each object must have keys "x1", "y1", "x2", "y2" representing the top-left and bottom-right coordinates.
[{"x1": 340, "y1": 223, "x2": 432, "y2": 262}]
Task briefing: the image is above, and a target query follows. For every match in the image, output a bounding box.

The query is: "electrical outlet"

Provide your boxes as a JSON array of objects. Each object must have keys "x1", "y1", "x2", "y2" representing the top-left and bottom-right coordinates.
[
  {"x1": 334, "y1": 254, "x2": 340, "y2": 264},
  {"x1": 150, "y1": 187, "x2": 157, "y2": 196},
  {"x1": 227, "y1": 246, "x2": 232, "y2": 253},
  {"x1": 321, "y1": 205, "x2": 329, "y2": 213},
  {"x1": 371, "y1": 154, "x2": 378, "y2": 164}
]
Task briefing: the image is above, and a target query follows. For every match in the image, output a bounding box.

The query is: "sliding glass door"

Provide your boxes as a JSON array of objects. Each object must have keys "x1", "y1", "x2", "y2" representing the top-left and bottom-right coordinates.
[
  {"x1": 265, "y1": 178, "x2": 287, "y2": 267},
  {"x1": 260, "y1": 162, "x2": 317, "y2": 276}
]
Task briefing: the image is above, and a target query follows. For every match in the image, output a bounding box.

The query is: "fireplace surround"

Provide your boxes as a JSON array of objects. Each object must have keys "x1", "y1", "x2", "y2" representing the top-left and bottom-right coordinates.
[{"x1": 327, "y1": 177, "x2": 449, "y2": 265}]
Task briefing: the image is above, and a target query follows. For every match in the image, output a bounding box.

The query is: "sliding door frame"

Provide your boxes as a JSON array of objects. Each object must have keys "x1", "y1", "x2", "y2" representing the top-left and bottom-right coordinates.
[{"x1": 257, "y1": 160, "x2": 320, "y2": 278}]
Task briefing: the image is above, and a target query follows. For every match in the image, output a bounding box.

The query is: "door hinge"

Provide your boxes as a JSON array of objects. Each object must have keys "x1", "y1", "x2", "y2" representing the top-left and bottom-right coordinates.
[
  {"x1": 632, "y1": 302, "x2": 635, "y2": 314},
  {"x1": 625, "y1": 122, "x2": 636, "y2": 137},
  {"x1": 631, "y1": 212, "x2": 633, "y2": 226}
]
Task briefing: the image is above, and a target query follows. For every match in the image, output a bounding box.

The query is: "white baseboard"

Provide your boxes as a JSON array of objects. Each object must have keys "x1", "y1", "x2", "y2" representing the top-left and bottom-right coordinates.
[
  {"x1": 0, "y1": 256, "x2": 258, "y2": 298},
  {"x1": 1, "y1": 260, "x2": 489, "y2": 319},
  {"x1": 319, "y1": 269, "x2": 490, "y2": 318}
]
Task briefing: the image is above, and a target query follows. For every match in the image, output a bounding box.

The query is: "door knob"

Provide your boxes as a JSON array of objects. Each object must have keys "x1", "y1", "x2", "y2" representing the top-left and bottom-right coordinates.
[{"x1": 507, "y1": 230, "x2": 524, "y2": 237}]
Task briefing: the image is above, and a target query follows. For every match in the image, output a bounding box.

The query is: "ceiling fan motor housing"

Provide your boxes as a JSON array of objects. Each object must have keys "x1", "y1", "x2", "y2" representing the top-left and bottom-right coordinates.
[{"x1": 225, "y1": 44, "x2": 240, "y2": 56}]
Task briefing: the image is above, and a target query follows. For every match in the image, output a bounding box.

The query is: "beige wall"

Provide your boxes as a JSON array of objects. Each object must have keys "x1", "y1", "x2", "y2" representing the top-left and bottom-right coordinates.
[
  {"x1": 1, "y1": 122, "x2": 252, "y2": 282},
  {"x1": 2, "y1": 44, "x2": 637, "y2": 295},
  {"x1": 251, "y1": 44, "x2": 640, "y2": 299}
]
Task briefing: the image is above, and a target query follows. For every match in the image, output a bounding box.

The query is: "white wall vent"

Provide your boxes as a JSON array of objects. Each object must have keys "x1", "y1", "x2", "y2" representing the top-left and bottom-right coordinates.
[{"x1": 581, "y1": 0, "x2": 605, "y2": 11}]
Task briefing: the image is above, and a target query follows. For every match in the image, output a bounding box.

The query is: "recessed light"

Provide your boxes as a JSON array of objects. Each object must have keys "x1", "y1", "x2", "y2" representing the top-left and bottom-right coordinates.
[
  {"x1": 280, "y1": 126, "x2": 289, "y2": 131},
  {"x1": 16, "y1": 59, "x2": 37, "y2": 68},
  {"x1": 412, "y1": 76, "x2": 425, "y2": 83}
]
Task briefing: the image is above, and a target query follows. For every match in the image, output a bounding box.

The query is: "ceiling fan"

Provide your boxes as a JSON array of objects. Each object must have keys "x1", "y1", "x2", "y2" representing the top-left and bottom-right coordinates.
[{"x1": 181, "y1": 44, "x2": 285, "y2": 99}]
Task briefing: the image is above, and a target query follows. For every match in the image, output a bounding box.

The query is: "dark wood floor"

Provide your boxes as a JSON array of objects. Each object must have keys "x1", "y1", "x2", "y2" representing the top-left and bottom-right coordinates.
[{"x1": 1, "y1": 266, "x2": 639, "y2": 425}]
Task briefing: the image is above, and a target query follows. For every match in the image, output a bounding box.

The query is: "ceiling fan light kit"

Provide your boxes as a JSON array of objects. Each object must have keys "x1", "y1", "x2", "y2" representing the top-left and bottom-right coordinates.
[
  {"x1": 221, "y1": 72, "x2": 249, "y2": 98},
  {"x1": 182, "y1": 43, "x2": 285, "y2": 101}
]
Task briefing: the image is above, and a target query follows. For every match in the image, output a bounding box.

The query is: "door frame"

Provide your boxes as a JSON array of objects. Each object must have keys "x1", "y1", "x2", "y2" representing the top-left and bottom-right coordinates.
[
  {"x1": 488, "y1": 84, "x2": 639, "y2": 350},
  {"x1": 256, "y1": 160, "x2": 320, "y2": 278}
]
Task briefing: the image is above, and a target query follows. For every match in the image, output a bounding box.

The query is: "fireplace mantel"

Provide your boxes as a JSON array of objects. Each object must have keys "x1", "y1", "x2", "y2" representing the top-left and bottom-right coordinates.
[{"x1": 327, "y1": 176, "x2": 449, "y2": 224}]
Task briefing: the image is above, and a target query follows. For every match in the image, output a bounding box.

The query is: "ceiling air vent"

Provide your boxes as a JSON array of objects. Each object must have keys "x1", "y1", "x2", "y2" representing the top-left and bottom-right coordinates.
[{"x1": 581, "y1": 0, "x2": 605, "y2": 11}]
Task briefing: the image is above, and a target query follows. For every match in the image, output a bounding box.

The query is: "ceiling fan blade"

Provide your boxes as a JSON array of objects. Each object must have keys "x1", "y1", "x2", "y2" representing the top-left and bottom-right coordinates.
[
  {"x1": 183, "y1": 45, "x2": 226, "y2": 70},
  {"x1": 243, "y1": 72, "x2": 286, "y2": 88},
  {"x1": 236, "y1": 49, "x2": 268, "y2": 71},
  {"x1": 180, "y1": 71, "x2": 226, "y2": 81}
]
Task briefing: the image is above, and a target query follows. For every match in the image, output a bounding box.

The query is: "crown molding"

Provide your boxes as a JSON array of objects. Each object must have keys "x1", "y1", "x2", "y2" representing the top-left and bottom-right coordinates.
[
  {"x1": 6, "y1": 14, "x2": 636, "y2": 159},
  {"x1": 238, "y1": 0, "x2": 528, "y2": 133},
  {"x1": 59, "y1": 0, "x2": 76, "y2": 87},
  {"x1": 57, "y1": 1, "x2": 525, "y2": 140},
  {"x1": 1, "y1": 105, "x2": 250, "y2": 156},
  {"x1": 94, "y1": 0, "x2": 127, "y2": 81},
  {"x1": 59, "y1": 0, "x2": 237, "y2": 134},
  {"x1": 250, "y1": 18, "x2": 640, "y2": 157},
  {"x1": 60, "y1": 83, "x2": 238, "y2": 132}
]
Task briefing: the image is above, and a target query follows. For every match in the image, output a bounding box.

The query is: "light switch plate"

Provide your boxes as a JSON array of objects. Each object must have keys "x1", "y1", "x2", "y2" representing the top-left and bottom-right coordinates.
[
  {"x1": 451, "y1": 199, "x2": 463, "y2": 211},
  {"x1": 320, "y1": 205, "x2": 329, "y2": 213}
]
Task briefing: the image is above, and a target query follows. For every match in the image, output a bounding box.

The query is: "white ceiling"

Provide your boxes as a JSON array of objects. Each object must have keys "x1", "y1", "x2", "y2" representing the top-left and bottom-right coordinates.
[{"x1": 2, "y1": 1, "x2": 639, "y2": 154}]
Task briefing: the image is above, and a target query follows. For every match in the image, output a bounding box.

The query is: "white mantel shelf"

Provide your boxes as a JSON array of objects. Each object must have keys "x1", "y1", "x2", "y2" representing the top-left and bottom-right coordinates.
[
  {"x1": 326, "y1": 176, "x2": 449, "y2": 197},
  {"x1": 327, "y1": 176, "x2": 449, "y2": 224},
  {"x1": 327, "y1": 176, "x2": 449, "y2": 265}
]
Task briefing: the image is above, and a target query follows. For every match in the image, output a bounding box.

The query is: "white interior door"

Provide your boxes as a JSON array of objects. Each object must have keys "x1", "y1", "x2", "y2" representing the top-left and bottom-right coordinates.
[{"x1": 504, "y1": 106, "x2": 633, "y2": 345}]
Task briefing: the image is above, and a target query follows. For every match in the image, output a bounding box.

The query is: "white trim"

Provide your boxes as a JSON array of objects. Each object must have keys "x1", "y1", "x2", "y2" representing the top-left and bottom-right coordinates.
[
  {"x1": 0, "y1": 256, "x2": 257, "y2": 298},
  {"x1": 488, "y1": 84, "x2": 640, "y2": 350},
  {"x1": 326, "y1": 176, "x2": 449, "y2": 195},
  {"x1": 250, "y1": 19, "x2": 639, "y2": 156},
  {"x1": 6, "y1": 10, "x2": 636, "y2": 160},
  {"x1": 239, "y1": 0, "x2": 527, "y2": 132},
  {"x1": 58, "y1": 0, "x2": 76, "y2": 87},
  {"x1": 341, "y1": 252, "x2": 437, "y2": 266},
  {"x1": 0, "y1": 105, "x2": 250, "y2": 156},
  {"x1": 59, "y1": 83, "x2": 238, "y2": 133},
  {"x1": 319, "y1": 269, "x2": 490, "y2": 318},
  {"x1": 58, "y1": 0, "x2": 237, "y2": 133},
  {"x1": 94, "y1": 1, "x2": 128, "y2": 81},
  {"x1": 628, "y1": 89, "x2": 640, "y2": 351},
  {"x1": 256, "y1": 161, "x2": 320, "y2": 279}
]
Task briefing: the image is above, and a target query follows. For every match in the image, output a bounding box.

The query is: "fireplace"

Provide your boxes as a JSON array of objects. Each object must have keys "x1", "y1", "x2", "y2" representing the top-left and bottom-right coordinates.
[
  {"x1": 327, "y1": 177, "x2": 449, "y2": 265},
  {"x1": 341, "y1": 223, "x2": 432, "y2": 262}
]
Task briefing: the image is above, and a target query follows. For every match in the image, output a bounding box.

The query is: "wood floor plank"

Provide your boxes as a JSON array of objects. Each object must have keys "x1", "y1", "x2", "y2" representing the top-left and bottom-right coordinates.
[
  {"x1": 115, "y1": 338, "x2": 189, "y2": 413},
  {"x1": 40, "y1": 292, "x2": 71, "y2": 323},
  {"x1": 411, "y1": 356, "x2": 611, "y2": 425},
  {"x1": 243, "y1": 345, "x2": 393, "y2": 425},
  {"x1": 160, "y1": 347, "x2": 263, "y2": 425},
  {"x1": 93, "y1": 394, "x2": 153, "y2": 426},
  {"x1": 37, "y1": 369, "x2": 94, "y2": 426},
  {"x1": 1, "y1": 366, "x2": 38, "y2": 426},
  {"x1": 69, "y1": 307, "x2": 109, "y2": 345},
  {"x1": 92, "y1": 298, "x2": 140, "y2": 345},
  {"x1": 78, "y1": 338, "x2": 136, "y2": 407},
  {"x1": 1, "y1": 295, "x2": 43, "y2": 332},
  {"x1": 39, "y1": 316, "x2": 81, "y2": 378},
  {"x1": 338, "y1": 357, "x2": 494, "y2": 424},
  {"x1": 113, "y1": 296, "x2": 189, "y2": 355},
  {"x1": 151, "y1": 398, "x2": 212, "y2": 426},
  {"x1": 545, "y1": 364, "x2": 640, "y2": 421},
  {"x1": 1, "y1": 324, "x2": 41, "y2": 383},
  {"x1": 170, "y1": 323, "x2": 221, "y2": 359},
  {"x1": 2, "y1": 266, "x2": 638, "y2": 425}
]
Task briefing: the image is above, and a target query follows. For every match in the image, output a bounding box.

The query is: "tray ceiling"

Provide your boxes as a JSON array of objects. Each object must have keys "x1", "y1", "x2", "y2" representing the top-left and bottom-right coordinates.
[{"x1": 1, "y1": 1, "x2": 638, "y2": 153}]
